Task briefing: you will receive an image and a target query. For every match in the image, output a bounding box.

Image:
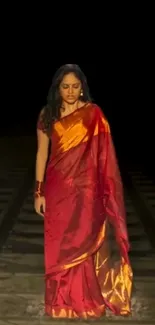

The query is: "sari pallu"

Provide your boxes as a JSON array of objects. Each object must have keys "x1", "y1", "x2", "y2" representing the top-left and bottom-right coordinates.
[{"x1": 37, "y1": 102, "x2": 133, "y2": 319}]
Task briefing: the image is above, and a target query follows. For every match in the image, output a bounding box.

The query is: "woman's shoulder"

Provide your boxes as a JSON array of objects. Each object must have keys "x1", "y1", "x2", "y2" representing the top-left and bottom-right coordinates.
[
  {"x1": 38, "y1": 106, "x2": 46, "y2": 118},
  {"x1": 89, "y1": 102, "x2": 106, "y2": 118},
  {"x1": 89, "y1": 102, "x2": 110, "y2": 129}
]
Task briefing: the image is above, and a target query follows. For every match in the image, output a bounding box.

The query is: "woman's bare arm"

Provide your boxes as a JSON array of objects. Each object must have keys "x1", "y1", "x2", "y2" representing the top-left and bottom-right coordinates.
[{"x1": 35, "y1": 128, "x2": 49, "y2": 182}]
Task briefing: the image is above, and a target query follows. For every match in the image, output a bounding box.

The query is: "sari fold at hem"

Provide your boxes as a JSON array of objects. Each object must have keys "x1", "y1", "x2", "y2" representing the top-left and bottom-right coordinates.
[
  {"x1": 45, "y1": 307, "x2": 131, "y2": 319},
  {"x1": 45, "y1": 305, "x2": 106, "y2": 319}
]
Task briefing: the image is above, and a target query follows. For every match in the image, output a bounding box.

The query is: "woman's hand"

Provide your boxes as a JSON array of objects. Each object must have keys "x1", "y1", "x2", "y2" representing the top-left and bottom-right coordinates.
[{"x1": 34, "y1": 196, "x2": 46, "y2": 217}]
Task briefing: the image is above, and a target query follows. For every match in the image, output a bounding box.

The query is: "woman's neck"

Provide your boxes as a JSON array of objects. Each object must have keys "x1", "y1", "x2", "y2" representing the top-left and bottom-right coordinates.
[{"x1": 61, "y1": 100, "x2": 79, "y2": 114}]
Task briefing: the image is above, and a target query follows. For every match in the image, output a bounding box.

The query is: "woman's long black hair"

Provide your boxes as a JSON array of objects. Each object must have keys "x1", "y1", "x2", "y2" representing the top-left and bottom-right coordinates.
[{"x1": 39, "y1": 64, "x2": 92, "y2": 136}]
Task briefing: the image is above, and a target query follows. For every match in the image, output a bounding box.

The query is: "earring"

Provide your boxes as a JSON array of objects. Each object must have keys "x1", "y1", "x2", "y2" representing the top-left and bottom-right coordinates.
[{"x1": 80, "y1": 89, "x2": 83, "y2": 96}]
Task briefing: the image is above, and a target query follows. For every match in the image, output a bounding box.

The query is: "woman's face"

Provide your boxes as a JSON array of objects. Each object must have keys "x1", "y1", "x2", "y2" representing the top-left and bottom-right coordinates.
[{"x1": 59, "y1": 72, "x2": 82, "y2": 104}]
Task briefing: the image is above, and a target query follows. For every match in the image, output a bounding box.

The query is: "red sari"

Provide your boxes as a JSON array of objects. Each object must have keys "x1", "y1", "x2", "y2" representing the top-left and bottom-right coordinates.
[{"x1": 37, "y1": 102, "x2": 133, "y2": 319}]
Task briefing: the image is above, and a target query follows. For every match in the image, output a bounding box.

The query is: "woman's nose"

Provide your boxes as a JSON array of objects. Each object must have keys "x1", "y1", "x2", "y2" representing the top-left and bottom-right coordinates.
[{"x1": 68, "y1": 86, "x2": 73, "y2": 94}]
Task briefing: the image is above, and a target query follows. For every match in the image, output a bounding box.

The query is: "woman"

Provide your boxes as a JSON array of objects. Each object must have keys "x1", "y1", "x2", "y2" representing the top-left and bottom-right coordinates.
[{"x1": 34, "y1": 64, "x2": 133, "y2": 320}]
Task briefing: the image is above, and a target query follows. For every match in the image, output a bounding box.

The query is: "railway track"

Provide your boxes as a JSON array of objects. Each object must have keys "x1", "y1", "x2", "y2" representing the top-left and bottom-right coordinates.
[{"x1": 0, "y1": 167, "x2": 154, "y2": 324}]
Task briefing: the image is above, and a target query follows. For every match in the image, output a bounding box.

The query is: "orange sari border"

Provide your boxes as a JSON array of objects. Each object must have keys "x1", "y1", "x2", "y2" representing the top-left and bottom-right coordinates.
[{"x1": 51, "y1": 102, "x2": 110, "y2": 155}]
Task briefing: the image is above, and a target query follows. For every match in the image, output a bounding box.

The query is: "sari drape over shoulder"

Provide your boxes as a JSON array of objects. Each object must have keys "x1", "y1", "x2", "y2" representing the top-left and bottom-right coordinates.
[{"x1": 37, "y1": 102, "x2": 133, "y2": 319}]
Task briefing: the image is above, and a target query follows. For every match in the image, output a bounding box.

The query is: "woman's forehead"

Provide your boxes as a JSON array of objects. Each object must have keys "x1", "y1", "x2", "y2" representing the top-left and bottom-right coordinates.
[{"x1": 61, "y1": 73, "x2": 81, "y2": 84}]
